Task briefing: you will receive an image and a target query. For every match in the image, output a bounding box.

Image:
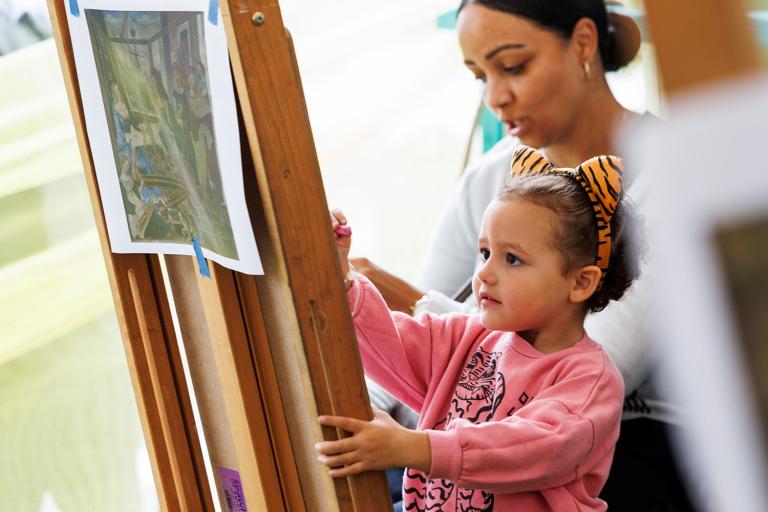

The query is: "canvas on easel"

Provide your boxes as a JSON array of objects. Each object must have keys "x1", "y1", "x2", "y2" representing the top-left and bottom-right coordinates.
[{"x1": 47, "y1": 0, "x2": 392, "y2": 509}]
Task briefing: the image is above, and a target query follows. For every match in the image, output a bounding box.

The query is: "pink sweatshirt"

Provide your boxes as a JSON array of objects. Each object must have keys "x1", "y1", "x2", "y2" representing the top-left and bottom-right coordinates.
[{"x1": 348, "y1": 275, "x2": 624, "y2": 511}]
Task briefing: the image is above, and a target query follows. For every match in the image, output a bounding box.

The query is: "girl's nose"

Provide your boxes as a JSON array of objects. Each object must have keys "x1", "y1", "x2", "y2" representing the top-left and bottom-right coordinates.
[{"x1": 475, "y1": 261, "x2": 496, "y2": 285}]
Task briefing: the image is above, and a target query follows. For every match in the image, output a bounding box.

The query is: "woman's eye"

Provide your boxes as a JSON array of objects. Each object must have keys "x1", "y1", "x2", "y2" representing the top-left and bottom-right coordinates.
[
  {"x1": 503, "y1": 64, "x2": 525, "y2": 75},
  {"x1": 474, "y1": 74, "x2": 487, "y2": 83},
  {"x1": 479, "y1": 248, "x2": 490, "y2": 261},
  {"x1": 506, "y1": 253, "x2": 520, "y2": 265}
]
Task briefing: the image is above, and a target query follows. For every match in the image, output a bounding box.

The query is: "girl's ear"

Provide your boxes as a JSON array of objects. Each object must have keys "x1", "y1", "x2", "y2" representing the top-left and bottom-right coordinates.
[
  {"x1": 570, "y1": 17, "x2": 599, "y2": 66},
  {"x1": 569, "y1": 264, "x2": 602, "y2": 304}
]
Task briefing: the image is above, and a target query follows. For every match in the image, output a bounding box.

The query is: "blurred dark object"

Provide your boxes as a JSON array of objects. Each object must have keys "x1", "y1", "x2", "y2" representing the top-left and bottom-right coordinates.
[
  {"x1": 715, "y1": 214, "x2": 768, "y2": 471},
  {"x1": 600, "y1": 417, "x2": 697, "y2": 511},
  {"x1": 0, "y1": 0, "x2": 53, "y2": 56}
]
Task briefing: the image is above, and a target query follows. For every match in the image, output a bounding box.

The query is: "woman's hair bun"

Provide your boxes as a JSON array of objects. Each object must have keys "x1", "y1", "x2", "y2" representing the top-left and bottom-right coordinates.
[
  {"x1": 603, "y1": 2, "x2": 641, "y2": 71},
  {"x1": 457, "y1": 0, "x2": 642, "y2": 72}
]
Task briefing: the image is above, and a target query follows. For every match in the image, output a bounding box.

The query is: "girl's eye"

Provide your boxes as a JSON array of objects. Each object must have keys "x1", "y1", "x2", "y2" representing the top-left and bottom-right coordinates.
[
  {"x1": 474, "y1": 74, "x2": 487, "y2": 83},
  {"x1": 479, "y1": 248, "x2": 490, "y2": 261},
  {"x1": 506, "y1": 253, "x2": 520, "y2": 265}
]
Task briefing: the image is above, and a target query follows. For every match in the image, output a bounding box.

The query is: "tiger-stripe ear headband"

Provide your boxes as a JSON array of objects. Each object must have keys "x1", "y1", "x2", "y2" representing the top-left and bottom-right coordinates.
[{"x1": 509, "y1": 145, "x2": 624, "y2": 289}]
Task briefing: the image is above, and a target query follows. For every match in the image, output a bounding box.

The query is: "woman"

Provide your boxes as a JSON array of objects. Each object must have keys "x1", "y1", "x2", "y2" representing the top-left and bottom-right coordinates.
[{"x1": 356, "y1": 1, "x2": 696, "y2": 510}]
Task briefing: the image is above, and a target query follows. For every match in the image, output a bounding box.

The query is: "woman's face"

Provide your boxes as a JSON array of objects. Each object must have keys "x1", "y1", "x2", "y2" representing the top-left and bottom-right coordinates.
[{"x1": 457, "y1": 4, "x2": 587, "y2": 149}]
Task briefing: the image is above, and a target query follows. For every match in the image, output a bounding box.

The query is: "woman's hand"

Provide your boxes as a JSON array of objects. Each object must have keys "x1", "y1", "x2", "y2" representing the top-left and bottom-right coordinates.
[
  {"x1": 350, "y1": 258, "x2": 425, "y2": 314},
  {"x1": 315, "y1": 408, "x2": 431, "y2": 477},
  {"x1": 330, "y1": 208, "x2": 352, "y2": 277}
]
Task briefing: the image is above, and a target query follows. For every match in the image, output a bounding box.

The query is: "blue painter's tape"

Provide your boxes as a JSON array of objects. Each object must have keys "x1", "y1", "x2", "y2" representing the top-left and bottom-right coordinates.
[
  {"x1": 69, "y1": 0, "x2": 80, "y2": 17},
  {"x1": 208, "y1": 0, "x2": 218, "y2": 25},
  {"x1": 192, "y1": 237, "x2": 211, "y2": 278}
]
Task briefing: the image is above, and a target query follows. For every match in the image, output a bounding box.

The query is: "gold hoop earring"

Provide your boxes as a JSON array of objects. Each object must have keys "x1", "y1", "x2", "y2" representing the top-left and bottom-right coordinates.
[{"x1": 583, "y1": 61, "x2": 591, "y2": 80}]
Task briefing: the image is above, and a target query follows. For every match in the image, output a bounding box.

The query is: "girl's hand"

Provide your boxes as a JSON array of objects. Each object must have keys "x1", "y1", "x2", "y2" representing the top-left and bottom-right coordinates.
[
  {"x1": 330, "y1": 208, "x2": 351, "y2": 277},
  {"x1": 315, "y1": 408, "x2": 431, "y2": 477}
]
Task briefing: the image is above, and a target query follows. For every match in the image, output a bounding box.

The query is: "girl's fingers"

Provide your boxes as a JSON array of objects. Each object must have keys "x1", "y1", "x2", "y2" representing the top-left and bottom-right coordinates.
[
  {"x1": 328, "y1": 461, "x2": 367, "y2": 478},
  {"x1": 318, "y1": 415, "x2": 364, "y2": 433},
  {"x1": 329, "y1": 211, "x2": 340, "y2": 229},
  {"x1": 371, "y1": 406, "x2": 387, "y2": 418},
  {"x1": 314, "y1": 437, "x2": 358, "y2": 456},
  {"x1": 330, "y1": 208, "x2": 347, "y2": 225},
  {"x1": 317, "y1": 450, "x2": 360, "y2": 469}
]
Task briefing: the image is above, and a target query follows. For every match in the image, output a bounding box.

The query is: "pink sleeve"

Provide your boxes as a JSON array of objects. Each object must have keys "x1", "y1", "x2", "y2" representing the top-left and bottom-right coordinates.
[
  {"x1": 426, "y1": 355, "x2": 623, "y2": 493},
  {"x1": 348, "y1": 275, "x2": 475, "y2": 413}
]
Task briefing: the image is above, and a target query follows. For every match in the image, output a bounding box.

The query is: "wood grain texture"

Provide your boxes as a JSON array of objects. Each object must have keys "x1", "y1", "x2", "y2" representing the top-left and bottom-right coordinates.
[
  {"x1": 235, "y1": 270, "x2": 308, "y2": 511},
  {"x1": 194, "y1": 262, "x2": 286, "y2": 511},
  {"x1": 220, "y1": 0, "x2": 392, "y2": 509},
  {"x1": 164, "y1": 254, "x2": 254, "y2": 512},
  {"x1": 47, "y1": 2, "x2": 213, "y2": 510},
  {"x1": 237, "y1": 101, "x2": 331, "y2": 512},
  {"x1": 645, "y1": 0, "x2": 761, "y2": 96},
  {"x1": 128, "y1": 266, "x2": 208, "y2": 510}
]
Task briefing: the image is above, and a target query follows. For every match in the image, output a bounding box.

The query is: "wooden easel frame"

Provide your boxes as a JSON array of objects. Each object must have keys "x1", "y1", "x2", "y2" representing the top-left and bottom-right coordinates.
[
  {"x1": 47, "y1": 0, "x2": 392, "y2": 510},
  {"x1": 643, "y1": 0, "x2": 760, "y2": 96}
]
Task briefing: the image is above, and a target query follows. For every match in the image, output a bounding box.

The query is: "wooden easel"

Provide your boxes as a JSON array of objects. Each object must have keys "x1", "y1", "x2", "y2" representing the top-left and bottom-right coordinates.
[
  {"x1": 47, "y1": 0, "x2": 392, "y2": 510},
  {"x1": 643, "y1": 0, "x2": 761, "y2": 96}
]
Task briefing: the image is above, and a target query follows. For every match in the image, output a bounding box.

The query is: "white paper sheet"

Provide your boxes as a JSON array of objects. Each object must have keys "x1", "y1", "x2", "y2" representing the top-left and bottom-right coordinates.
[{"x1": 67, "y1": 0, "x2": 262, "y2": 274}]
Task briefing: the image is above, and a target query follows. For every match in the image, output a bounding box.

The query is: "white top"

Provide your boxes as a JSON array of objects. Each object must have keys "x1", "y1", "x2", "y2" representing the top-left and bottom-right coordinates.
[{"x1": 413, "y1": 133, "x2": 677, "y2": 424}]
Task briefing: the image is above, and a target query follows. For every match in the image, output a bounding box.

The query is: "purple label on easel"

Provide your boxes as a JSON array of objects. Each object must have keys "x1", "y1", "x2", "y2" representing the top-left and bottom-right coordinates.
[{"x1": 218, "y1": 467, "x2": 248, "y2": 512}]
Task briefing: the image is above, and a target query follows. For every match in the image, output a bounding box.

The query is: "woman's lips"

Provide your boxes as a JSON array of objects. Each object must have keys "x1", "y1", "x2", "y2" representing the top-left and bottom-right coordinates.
[{"x1": 505, "y1": 119, "x2": 527, "y2": 138}]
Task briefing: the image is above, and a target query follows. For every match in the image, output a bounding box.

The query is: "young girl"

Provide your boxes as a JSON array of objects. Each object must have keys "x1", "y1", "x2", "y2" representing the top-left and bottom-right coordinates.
[{"x1": 317, "y1": 146, "x2": 641, "y2": 511}]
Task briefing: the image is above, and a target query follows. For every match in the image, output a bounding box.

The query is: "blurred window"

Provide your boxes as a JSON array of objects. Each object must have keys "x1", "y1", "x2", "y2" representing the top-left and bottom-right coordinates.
[{"x1": 0, "y1": 34, "x2": 158, "y2": 512}]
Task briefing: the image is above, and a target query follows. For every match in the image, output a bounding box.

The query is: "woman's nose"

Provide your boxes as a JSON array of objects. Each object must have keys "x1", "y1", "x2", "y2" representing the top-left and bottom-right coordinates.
[{"x1": 484, "y1": 76, "x2": 512, "y2": 114}]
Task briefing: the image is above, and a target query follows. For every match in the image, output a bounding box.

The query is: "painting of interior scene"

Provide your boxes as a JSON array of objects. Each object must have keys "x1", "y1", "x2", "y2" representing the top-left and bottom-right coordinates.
[
  {"x1": 84, "y1": 9, "x2": 237, "y2": 259},
  {"x1": 714, "y1": 214, "x2": 768, "y2": 459}
]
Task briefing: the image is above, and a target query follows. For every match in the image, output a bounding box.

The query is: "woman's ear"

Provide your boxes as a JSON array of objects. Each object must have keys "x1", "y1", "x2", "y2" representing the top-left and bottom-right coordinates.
[
  {"x1": 569, "y1": 264, "x2": 602, "y2": 304},
  {"x1": 570, "y1": 17, "x2": 599, "y2": 66}
]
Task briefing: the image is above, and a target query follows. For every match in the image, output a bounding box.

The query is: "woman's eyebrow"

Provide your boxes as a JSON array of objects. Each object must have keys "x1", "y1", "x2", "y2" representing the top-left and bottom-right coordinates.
[
  {"x1": 485, "y1": 43, "x2": 525, "y2": 60},
  {"x1": 464, "y1": 43, "x2": 526, "y2": 67}
]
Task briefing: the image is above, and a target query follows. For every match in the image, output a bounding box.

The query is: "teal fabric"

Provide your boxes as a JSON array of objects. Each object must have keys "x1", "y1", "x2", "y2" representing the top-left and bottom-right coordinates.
[{"x1": 752, "y1": 11, "x2": 768, "y2": 48}]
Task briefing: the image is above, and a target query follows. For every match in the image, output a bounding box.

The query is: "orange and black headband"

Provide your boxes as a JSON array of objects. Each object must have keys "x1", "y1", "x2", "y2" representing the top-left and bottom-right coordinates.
[{"x1": 509, "y1": 145, "x2": 624, "y2": 289}]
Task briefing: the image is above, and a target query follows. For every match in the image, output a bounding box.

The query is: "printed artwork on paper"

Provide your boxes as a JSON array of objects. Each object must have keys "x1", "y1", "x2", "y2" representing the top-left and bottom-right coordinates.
[{"x1": 67, "y1": 0, "x2": 262, "y2": 274}]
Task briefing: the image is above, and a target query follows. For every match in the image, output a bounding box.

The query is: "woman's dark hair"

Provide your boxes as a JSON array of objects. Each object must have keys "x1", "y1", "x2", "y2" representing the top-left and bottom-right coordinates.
[
  {"x1": 457, "y1": 0, "x2": 632, "y2": 71},
  {"x1": 498, "y1": 174, "x2": 643, "y2": 312}
]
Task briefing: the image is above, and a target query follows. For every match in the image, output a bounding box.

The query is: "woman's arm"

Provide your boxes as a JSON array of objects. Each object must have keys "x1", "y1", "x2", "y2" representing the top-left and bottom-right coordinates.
[{"x1": 349, "y1": 257, "x2": 424, "y2": 313}]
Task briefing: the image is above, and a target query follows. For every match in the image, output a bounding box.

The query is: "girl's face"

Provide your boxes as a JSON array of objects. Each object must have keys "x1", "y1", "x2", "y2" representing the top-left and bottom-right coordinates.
[
  {"x1": 472, "y1": 197, "x2": 576, "y2": 333},
  {"x1": 457, "y1": 4, "x2": 587, "y2": 149}
]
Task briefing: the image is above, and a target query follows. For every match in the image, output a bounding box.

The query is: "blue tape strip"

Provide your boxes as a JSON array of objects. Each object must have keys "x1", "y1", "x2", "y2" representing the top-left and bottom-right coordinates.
[
  {"x1": 208, "y1": 0, "x2": 218, "y2": 25},
  {"x1": 192, "y1": 237, "x2": 211, "y2": 278},
  {"x1": 69, "y1": 0, "x2": 80, "y2": 17}
]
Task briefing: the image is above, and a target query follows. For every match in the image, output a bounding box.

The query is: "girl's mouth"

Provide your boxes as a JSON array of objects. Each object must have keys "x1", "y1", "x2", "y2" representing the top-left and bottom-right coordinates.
[{"x1": 480, "y1": 292, "x2": 501, "y2": 307}]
